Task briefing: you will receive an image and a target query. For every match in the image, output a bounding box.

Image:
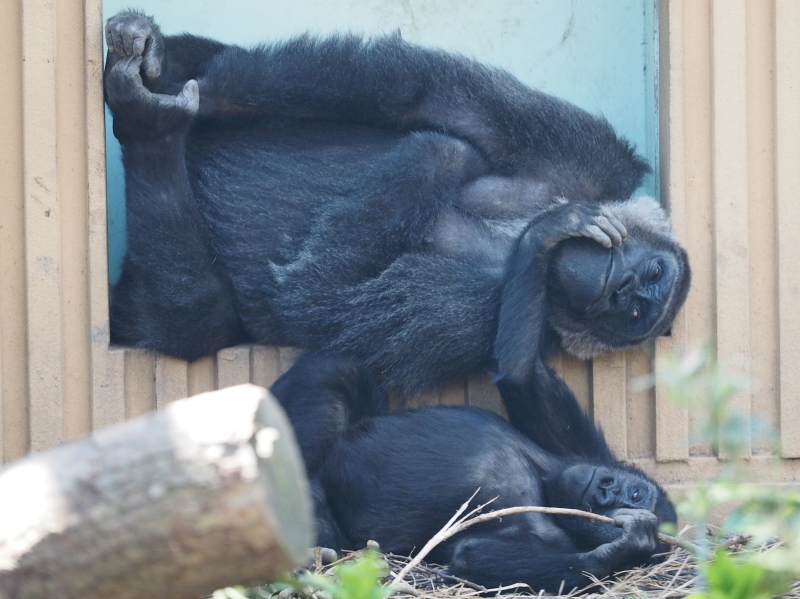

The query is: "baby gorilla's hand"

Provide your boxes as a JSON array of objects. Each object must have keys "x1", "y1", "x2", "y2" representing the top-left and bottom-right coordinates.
[{"x1": 612, "y1": 508, "x2": 660, "y2": 557}]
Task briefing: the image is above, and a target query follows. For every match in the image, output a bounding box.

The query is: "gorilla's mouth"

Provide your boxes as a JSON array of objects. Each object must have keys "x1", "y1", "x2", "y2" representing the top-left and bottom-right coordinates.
[
  {"x1": 550, "y1": 238, "x2": 625, "y2": 320},
  {"x1": 583, "y1": 249, "x2": 619, "y2": 318},
  {"x1": 580, "y1": 466, "x2": 599, "y2": 509}
]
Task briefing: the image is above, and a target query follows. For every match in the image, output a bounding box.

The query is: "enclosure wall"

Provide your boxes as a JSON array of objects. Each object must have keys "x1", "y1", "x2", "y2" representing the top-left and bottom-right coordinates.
[{"x1": 1, "y1": 0, "x2": 799, "y2": 494}]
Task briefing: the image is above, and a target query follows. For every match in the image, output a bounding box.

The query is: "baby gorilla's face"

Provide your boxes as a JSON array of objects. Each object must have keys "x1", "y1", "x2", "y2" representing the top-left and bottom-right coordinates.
[{"x1": 542, "y1": 461, "x2": 671, "y2": 549}]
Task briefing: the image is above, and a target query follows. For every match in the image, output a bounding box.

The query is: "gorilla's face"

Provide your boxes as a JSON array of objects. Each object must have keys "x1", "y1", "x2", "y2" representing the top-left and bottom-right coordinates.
[
  {"x1": 547, "y1": 463, "x2": 659, "y2": 514},
  {"x1": 546, "y1": 197, "x2": 691, "y2": 359},
  {"x1": 543, "y1": 461, "x2": 675, "y2": 549}
]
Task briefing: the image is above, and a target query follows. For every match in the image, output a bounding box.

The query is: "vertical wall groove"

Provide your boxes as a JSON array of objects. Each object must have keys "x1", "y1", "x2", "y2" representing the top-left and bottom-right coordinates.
[
  {"x1": 22, "y1": 0, "x2": 64, "y2": 451},
  {"x1": 746, "y1": 0, "x2": 778, "y2": 455},
  {"x1": 711, "y1": 0, "x2": 751, "y2": 457},
  {"x1": 654, "y1": 0, "x2": 689, "y2": 463},
  {"x1": 58, "y1": 0, "x2": 92, "y2": 443},
  {"x1": 593, "y1": 351, "x2": 628, "y2": 457},
  {"x1": 86, "y1": 0, "x2": 126, "y2": 431},
  {"x1": 0, "y1": 0, "x2": 27, "y2": 462},
  {"x1": 681, "y1": 0, "x2": 715, "y2": 459},
  {"x1": 775, "y1": 0, "x2": 800, "y2": 458}
]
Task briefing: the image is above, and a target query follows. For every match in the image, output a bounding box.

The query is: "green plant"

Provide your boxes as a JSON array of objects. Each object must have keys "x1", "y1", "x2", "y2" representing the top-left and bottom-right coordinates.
[
  {"x1": 657, "y1": 348, "x2": 800, "y2": 599},
  {"x1": 210, "y1": 550, "x2": 396, "y2": 599},
  {"x1": 300, "y1": 551, "x2": 395, "y2": 599}
]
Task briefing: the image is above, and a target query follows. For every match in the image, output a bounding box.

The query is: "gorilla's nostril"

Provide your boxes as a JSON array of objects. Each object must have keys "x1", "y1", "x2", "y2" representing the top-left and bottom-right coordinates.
[{"x1": 618, "y1": 272, "x2": 635, "y2": 293}]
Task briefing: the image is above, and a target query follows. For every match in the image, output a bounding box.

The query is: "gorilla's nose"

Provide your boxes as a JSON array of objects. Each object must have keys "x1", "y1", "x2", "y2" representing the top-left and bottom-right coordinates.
[{"x1": 608, "y1": 272, "x2": 636, "y2": 310}]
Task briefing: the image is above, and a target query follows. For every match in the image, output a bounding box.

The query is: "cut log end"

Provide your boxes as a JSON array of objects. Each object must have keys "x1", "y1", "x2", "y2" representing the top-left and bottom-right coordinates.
[{"x1": 0, "y1": 384, "x2": 313, "y2": 599}]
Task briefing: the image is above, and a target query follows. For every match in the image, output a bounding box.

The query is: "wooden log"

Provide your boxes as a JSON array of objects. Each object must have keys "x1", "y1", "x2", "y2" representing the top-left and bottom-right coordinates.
[{"x1": 0, "y1": 384, "x2": 313, "y2": 599}]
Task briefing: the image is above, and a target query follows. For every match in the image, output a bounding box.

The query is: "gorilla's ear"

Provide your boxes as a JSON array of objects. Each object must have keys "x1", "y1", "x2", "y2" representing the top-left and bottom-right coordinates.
[{"x1": 607, "y1": 196, "x2": 673, "y2": 239}]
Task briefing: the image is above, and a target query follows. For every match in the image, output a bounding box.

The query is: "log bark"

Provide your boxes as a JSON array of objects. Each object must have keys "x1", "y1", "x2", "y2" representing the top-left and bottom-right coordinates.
[{"x1": 0, "y1": 384, "x2": 313, "y2": 599}]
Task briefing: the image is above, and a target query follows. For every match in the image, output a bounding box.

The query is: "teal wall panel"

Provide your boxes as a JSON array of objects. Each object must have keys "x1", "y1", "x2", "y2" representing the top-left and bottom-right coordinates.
[{"x1": 104, "y1": 0, "x2": 658, "y2": 284}]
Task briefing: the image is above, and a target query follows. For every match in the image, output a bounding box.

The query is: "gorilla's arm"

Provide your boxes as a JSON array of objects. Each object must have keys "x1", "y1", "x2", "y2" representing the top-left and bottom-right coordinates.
[
  {"x1": 493, "y1": 202, "x2": 626, "y2": 392},
  {"x1": 448, "y1": 510, "x2": 661, "y2": 592},
  {"x1": 497, "y1": 363, "x2": 614, "y2": 461}
]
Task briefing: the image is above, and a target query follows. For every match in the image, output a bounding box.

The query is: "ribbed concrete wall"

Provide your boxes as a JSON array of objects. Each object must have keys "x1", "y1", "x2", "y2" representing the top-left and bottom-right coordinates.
[{"x1": 0, "y1": 0, "x2": 798, "y2": 494}]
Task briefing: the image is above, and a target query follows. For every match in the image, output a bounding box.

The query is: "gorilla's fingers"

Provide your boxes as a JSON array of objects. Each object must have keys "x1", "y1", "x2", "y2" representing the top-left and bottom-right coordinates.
[
  {"x1": 143, "y1": 37, "x2": 163, "y2": 79},
  {"x1": 110, "y1": 29, "x2": 123, "y2": 57},
  {"x1": 105, "y1": 13, "x2": 163, "y2": 80},
  {"x1": 585, "y1": 224, "x2": 613, "y2": 248},
  {"x1": 123, "y1": 28, "x2": 135, "y2": 56},
  {"x1": 132, "y1": 34, "x2": 146, "y2": 58},
  {"x1": 175, "y1": 80, "x2": 200, "y2": 114},
  {"x1": 603, "y1": 210, "x2": 628, "y2": 242},
  {"x1": 593, "y1": 215, "x2": 624, "y2": 246},
  {"x1": 613, "y1": 508, "x2": 648, "y2": 525}
]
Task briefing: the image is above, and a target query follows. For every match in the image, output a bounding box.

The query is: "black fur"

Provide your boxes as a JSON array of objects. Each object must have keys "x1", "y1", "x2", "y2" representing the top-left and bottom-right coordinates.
[
  {"x1": 104, "y1": 12, "x2": 691, "y2": 398},
  {"x1": 272, "y1": 353, "x2": 677, "y2": 593}
]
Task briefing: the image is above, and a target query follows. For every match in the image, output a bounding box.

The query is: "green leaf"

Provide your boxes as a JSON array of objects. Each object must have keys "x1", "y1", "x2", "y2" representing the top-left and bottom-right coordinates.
[{"x1": 299, "y1": 551, "x2": 395, "y2": 599}]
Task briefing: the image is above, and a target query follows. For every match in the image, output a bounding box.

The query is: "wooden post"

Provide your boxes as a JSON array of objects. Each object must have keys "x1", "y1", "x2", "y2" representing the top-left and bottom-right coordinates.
[{"x1": 0, "y1": 384, "x2": 313, "y2": 599}]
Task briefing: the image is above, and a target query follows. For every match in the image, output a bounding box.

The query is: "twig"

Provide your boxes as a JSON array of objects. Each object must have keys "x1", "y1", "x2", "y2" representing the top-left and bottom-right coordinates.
[
  {"x1": 655, "y1": 553, "x2": 692, "y2": 599},
  {"x1": 720, "y1": 534, "x2": 751, "y2": 549},
  {"x1": 385, "y1": 553, "x2": 489, "y2": 592},
  {"x1": 385, "y1": 553, "x2": 487, "y2": 592},
  {"x1": 390, "y1": 500, "x2": 689, "y2": 585}
]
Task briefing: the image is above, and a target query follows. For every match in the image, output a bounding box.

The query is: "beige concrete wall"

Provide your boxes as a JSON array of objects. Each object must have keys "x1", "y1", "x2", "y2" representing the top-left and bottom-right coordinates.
[{"x1": 0, "y1": 0, "x2": 798, "y2": 493}]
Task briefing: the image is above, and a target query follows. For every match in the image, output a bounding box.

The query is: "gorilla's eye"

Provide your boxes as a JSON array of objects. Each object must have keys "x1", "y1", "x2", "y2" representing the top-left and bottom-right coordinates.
[
  {"x1": 629, "y1": 305, "x2": 640, "y2": 323},
  {"x1": 647, "y1": 264, "x2": 662, "y2": 284},
  {"x1": 630, "y1": 487, "x2": 641, "y2": 502}
]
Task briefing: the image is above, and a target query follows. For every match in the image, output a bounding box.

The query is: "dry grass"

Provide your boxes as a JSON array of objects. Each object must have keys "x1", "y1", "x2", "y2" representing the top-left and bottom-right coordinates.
[{"x1": 294, "y1": 536, "x2": 800, "y2": 599}]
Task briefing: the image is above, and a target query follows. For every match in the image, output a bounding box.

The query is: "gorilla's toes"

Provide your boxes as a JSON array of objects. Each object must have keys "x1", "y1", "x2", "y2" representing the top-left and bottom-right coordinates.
[
  {"x1": 105, "y1": 12, "x2": 163, "y2": 80},
  {"x1": 176, "y1": 80, "x2": 200, "y2": 115}
]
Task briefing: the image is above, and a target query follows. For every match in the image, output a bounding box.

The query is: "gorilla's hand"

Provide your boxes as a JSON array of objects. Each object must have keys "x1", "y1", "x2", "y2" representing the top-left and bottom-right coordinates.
[
  {"x1": 105, "y1": 12, "x2": 165, "y2": 81},
  {"x1": 591, "y1": 508, "x2": 660, "y2": 572},
  {"x1": 530, "y1": 201, "x2": 628, "y2": 251},
  {"x1": 494, "y1": 200, "x2": 628, "y2": 383}
]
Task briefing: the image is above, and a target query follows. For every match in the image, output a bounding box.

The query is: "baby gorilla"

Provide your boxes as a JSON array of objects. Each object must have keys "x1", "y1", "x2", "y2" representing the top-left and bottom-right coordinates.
[{"x1": 272, "y1": 353, "x2": 676, "y2": 593}]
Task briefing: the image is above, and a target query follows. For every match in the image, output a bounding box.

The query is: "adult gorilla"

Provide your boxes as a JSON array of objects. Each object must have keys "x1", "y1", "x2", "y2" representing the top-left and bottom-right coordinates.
[
  {"x1": 272, "y1": 352, "x2": 677, "y2": 593},
  {"x1": 104, "y1": 12, "x2": 691, "y2": 397}
]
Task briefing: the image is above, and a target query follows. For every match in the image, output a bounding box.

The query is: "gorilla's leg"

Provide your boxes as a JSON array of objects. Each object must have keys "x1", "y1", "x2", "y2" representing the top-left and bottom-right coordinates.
[
  {"x1": 106, "y1": 51, "x2": 244, "y2": 359},
  {"x1": 269, "y1": 352, "x2": 388, "y2": 472},
  {"x1": 273, "y1": 254, "x2": 500, "y2": 397},
  {"x1": 309, "y1": 480, "x2": 351, "y2": 551},
  {"x1": 193, "y1": 36, "x2": 646, "y2": 198},
  {"x1": 270, "y1": 131, "x2": 486, "y2": 288},
  {"x1": 269, "y1": 352, "x2": 385, "y2": 550},
  {"x1": 252, "y1": 133, "x2": 493, "y2": 395},
  {"x1": 105, "y1": 12, "x2": 646, "y2": 199}
]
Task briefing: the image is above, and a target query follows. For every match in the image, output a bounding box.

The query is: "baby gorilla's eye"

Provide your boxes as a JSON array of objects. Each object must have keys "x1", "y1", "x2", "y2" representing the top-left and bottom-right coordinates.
[
  {"x1": 630, "y1": 487, "x2": 641, "y2": 501},
  {"x1": 629, "y1": 306, "x2": 640, "y2": 323}
]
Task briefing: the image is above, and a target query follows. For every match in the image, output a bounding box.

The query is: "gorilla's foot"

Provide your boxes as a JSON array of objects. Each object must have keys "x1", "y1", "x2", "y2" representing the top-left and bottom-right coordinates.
[
  {"x1": 105, "y1": 12, "x2": 164, "y2": 80},
  {"x1": 106, "y1": 54, "x2": 199, "y2": 116}
]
